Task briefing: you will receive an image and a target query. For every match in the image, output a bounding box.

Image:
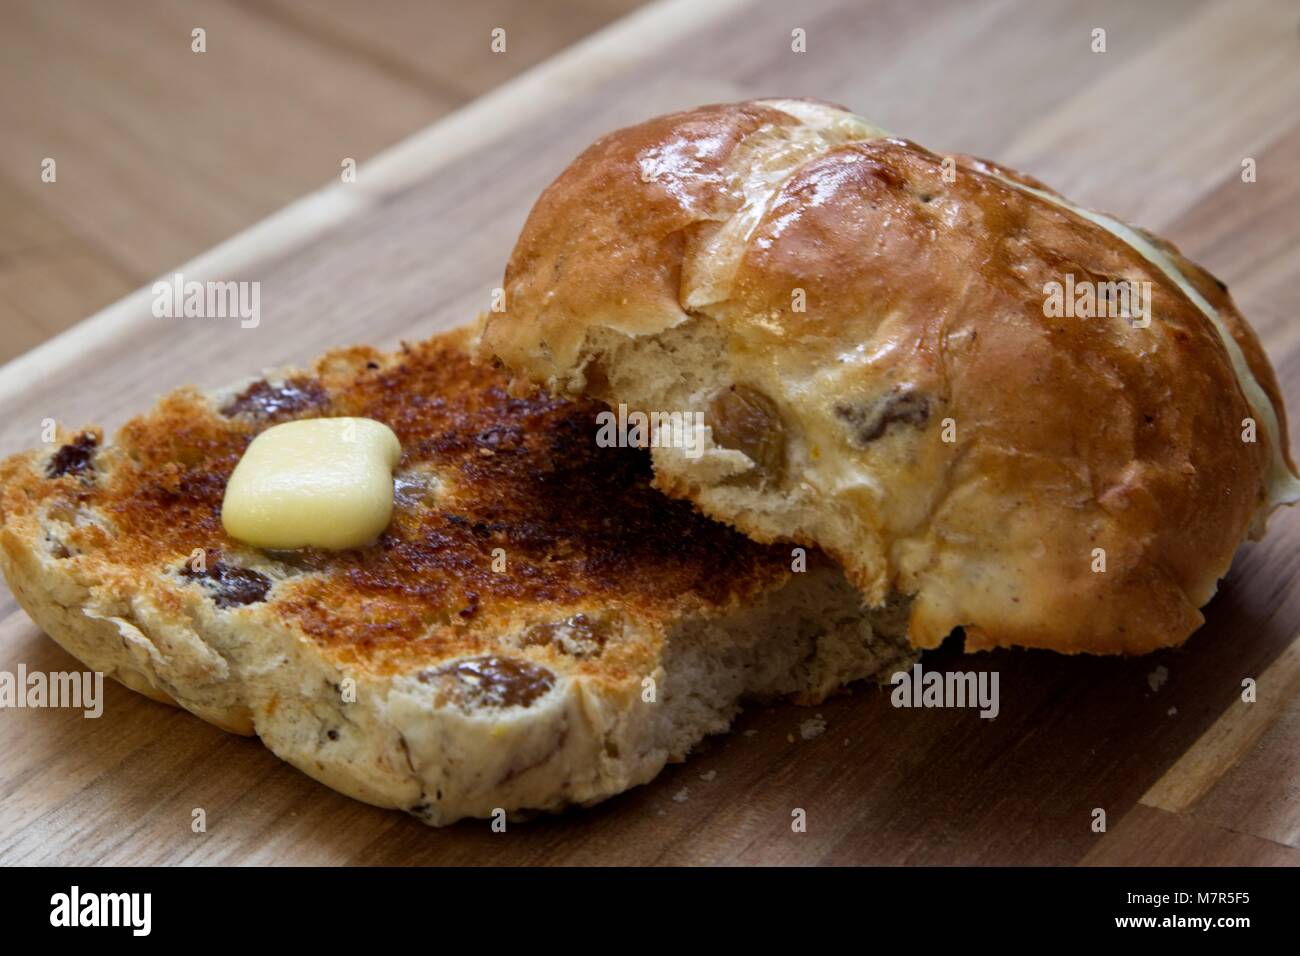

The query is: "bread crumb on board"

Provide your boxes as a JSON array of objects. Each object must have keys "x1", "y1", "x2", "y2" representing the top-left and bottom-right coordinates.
[
  {"x1": 1148, "y1": 665, "x2": 1170, "y2": 693},
  {"x1": 800, "y1": 714, "x2": 827, "y2": 740}
]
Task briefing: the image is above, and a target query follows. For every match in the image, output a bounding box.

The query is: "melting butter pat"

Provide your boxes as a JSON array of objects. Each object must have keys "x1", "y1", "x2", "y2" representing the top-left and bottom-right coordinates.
[{"x1": 222, "y1": 418, "x2": 402, "y2": 550}]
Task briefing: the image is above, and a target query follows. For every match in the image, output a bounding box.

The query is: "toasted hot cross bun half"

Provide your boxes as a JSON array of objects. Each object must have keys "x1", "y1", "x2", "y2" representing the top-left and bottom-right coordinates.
[
  {"x1": 480, "y1": 98, "x2": 1300, "y2": 655},
  {"x1": 0, "y1": 327, "x2": 912, "y2": 825}
]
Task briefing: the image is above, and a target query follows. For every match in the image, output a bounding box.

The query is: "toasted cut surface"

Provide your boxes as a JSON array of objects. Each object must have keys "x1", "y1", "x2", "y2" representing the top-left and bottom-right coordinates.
[
  {"x1": 481, "y1": 98, "x2": 1300, "y2": 656},
  {"x1": 0, "y1": 326, "x2": 911, "y2": 825}
]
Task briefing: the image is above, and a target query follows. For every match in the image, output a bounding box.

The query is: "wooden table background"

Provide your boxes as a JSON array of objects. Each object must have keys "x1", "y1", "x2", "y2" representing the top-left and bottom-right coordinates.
[
  {"x1": 0, "y1": 0, "x2": 643, "y2": 364},
  {"x1": 1, "y1": 0, "x2": 1298, "y2": 865}
]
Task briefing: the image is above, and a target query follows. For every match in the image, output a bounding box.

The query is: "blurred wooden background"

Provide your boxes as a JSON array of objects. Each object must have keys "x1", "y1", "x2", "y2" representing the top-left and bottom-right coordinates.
[{"x1": 0, "y1": 0, "x2": 643, "y2": 363}]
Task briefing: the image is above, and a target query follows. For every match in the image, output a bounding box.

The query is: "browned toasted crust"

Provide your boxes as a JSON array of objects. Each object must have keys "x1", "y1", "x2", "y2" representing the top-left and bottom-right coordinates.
[{"x1": 482, "y1": 99, "x2": 1298, "y2": 656}]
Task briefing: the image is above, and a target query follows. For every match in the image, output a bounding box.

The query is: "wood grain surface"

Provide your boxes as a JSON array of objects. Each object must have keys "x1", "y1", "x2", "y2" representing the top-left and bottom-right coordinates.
[{"x1": 2, "y1": 0, "x2": 1299, "y2": 865}]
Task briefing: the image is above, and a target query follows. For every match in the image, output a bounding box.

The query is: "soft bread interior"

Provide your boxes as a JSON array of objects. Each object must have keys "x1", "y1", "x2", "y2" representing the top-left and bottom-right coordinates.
[{"x1": 574, "y1": 319, "x2": 888, "y2": 600}]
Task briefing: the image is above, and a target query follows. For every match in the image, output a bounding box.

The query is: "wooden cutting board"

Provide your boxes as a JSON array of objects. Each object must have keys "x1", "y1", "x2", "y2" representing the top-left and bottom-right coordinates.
[{"x1": 2, "y1": 0, "x2": 1298, "y2": 865}]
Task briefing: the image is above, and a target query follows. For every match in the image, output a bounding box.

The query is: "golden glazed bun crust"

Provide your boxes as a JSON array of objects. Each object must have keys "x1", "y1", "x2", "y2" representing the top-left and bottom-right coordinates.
[{"x1": 481, "y1": 99, "x2": 1300, "y2": 655}]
